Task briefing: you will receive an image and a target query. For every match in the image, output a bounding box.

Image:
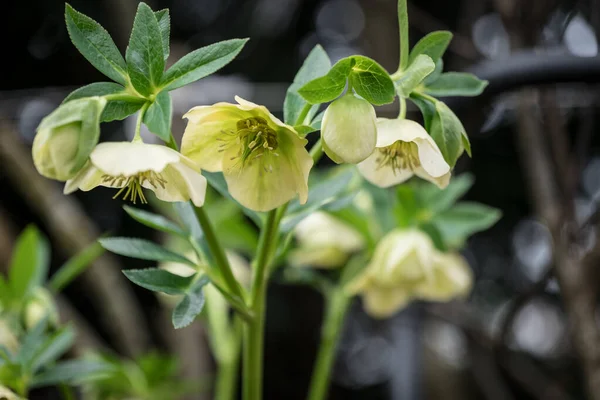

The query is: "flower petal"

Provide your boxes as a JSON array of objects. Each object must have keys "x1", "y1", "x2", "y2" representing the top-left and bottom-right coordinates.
[
  {"x1": 63, "y1": 162, "x2": 106, "y2": 194},
  {"x1": 414, "y1": 167, "x2": 451, "y2": 189},
  {"x1": 375, "y1": 118, "x2": 430, "y2": 147},
  {"x1": 222, "y1": 130, "x2": 312, "y2": 212},
  {"x1": 146, "y1": 162, "x2": 207, "y2": 207},
  {"x1": 414, "y1": 138, "x2": 450, "y2": 177},
  {"x1": 357, "y1": 150, "x2": 414, "y2": 188},
  {"x1": 415, "y1": 253, "x2": 473, "y2": 301},
  {"x1": 362, "y1": 287, "x2": 411, "y2": 318},
  {"x1": 234, "y1": 96, "x2": 291, "y2": 131},
  {"x1": 90, "y1": 142, "x2": 180, "y2": 176}
]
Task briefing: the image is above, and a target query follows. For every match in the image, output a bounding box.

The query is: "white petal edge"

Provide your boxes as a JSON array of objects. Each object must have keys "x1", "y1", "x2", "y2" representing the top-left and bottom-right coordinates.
[{"x1": 90, "y1": 142, "x2": 180, "y2": 176}]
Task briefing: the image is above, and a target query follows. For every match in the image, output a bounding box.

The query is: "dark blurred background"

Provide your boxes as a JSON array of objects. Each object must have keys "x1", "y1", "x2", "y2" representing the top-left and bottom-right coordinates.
[{"x1": 2, "y1": 0, "x2": 600, "y2": 399}]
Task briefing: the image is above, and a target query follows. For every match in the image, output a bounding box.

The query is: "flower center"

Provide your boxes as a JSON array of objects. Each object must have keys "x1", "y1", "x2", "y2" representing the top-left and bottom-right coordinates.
[
  {"x1": 219, "y1": 117, "x2": 279, "y2": 170},
  {"x1": 376, "y1": 141, "x2": 420, "y2": 173},
  {"x1": 102, "y1": 171, "x2": 167, "y2": 204}
]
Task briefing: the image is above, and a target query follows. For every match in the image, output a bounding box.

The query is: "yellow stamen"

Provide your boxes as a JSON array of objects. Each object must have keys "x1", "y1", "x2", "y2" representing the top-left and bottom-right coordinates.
[
  {"x1": 376, "y1": 141, "x2": 420, "y2": 174},
  {"x1": 102, "y1": 171, "x2": 168, "y2": 204}
]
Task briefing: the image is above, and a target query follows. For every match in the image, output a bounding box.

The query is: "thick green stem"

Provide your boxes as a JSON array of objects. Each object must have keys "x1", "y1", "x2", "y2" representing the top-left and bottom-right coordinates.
[
  {"x1": 398, "y1": 0, "x2": 410, "y2": 71},
  {"x1": 307, "y1": 289, "x2": 351, "y2": 400},
  {"x1": 243, "y1": 210, "x2": 279, "y2": 400},
  {"x1": 297, "y1": 103, "x2": 313, "y2": 126},
  {"x1": 310, "y1": 139, "x2": 323, "y2": 163},
  {"x1": 133, "y1": 102, "x2": 150, "y2": 143},
  {"x1": 194, "y1": 206, "x2": 246, "y2": 301},
  {"x1": 399, "y1": 97, "x2": 407, "y2": 119},
  {"x1": 215, "y1": 318, "x2": 243, "y2": 400}
]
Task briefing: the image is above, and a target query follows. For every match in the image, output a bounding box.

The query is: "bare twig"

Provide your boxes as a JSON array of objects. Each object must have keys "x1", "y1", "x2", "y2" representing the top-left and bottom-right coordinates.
[{"x1": 0, "y1": 122, "x2": 150, "y2": 357}]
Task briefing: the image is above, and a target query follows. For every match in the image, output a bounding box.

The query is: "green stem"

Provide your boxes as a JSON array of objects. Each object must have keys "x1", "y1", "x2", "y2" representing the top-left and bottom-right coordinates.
[
  {"x1": 194, "y1": 206, "x2": 246, "y2": 301},
  {"x1": 243, "y1": 209, "x2": 279, "y2": 400},
  {"x1": 297, "y1": 103, "x2": 313, "y2": 126},
  {"x1": 133, "y1": 102, "x2": 151, "y2": 143},
  {"x1": 399, "y1": 96, "x2": 407, "y2": 119},
  {"x1": 307, "y1": 289, "x2": 351, "y2": 400},
  {"x1": 103, "y1": 93, "x2": 142, "y2": 102},
  {"x1": 59, "y1": 384, "x2": 75, "y2": 400},
  {"x1": 215, "y1": 318, "x2": 244, "y2": 400},
  {"x1": 412, "y1": 91, "x2": 438, "y2": 105},
  {"x1": 309, "y1": 139, "x2": 323, "y2": 163},
  {"x1": 398, "y1": 0, "x2": 410, "y2": 71}
]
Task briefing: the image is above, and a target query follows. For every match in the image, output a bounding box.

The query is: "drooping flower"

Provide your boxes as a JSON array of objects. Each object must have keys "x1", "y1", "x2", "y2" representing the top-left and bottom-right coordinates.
[
  {"x1": 64, "y1": 142, "x2": 207, "y2": 207},
  {"x1": 33, "y1": 97, "x2": 106, "y2": 181},
  {"x1": 320, "y1": 94, "x2": 377, "y2": 164},
  {"x1": 357, "y1": 118, "x2": 450, "y2": 189},
  {"x1": 182, "y1": 96, "x2": 313, "y2": 212},
  {"x1": 346, "y1": 229, "x2": 471, "y2": 318},
  {"x1": 289, "y1": 211, "x2": 365, "y2": 268}
]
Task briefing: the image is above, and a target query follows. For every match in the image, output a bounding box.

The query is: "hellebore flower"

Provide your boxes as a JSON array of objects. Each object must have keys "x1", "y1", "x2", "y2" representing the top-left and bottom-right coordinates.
[
  {"x1": 321, "y1": 94, "x2": 377, "y2": 164},
  {"x1": 33, "y1": 97, "x2": 107, "y2": 181},
  {"x1": 357, "y1": 118, "x2": 450, "y2": 189},
  {"x1": 289, "y1": 211, "x2": 364, "y2": 268},
  {"x1": 346, "y1": 229, "x2": 471, "y2": 318},
  {"x1": 23, "y1": 288, "x2": 59, "y2": 330},
  {"x1": 64, "y1": 142, "x2": 207, "y2": 206},
  {"x1": 182, "y1": 96, "x2": 313, "y2": 212}
]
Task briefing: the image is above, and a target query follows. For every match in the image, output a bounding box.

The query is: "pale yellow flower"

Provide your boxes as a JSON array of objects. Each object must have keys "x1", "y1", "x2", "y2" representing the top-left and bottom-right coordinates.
[
  {"x1": 289, "y1": 211, "x2": 364, "y2": 268},
  {"x1": 182, "y1": 96, "x2": 313, "y2": 212},
  {"x1": 0, "y1": 320, "x2": 18, "y2": 354},
  {"x1": 64, "y1": 142, "x2": 207, "y2": 206},
  {"x1": 23, "y1": 288, "x2": 59, "y2": 330},
  {"x1": 321, "y1": 94, "x2": 377, "y2": 164},
  {"x1": 347, "y1": 229, "x2": 472, "y2": 318},
  {"x1": 357, "y1": 119, "x2": 450, "y2": 189}
]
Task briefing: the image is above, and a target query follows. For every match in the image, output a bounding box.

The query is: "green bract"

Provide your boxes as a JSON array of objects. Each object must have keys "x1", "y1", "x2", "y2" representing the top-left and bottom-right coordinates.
[
  {"x1": 320, "y1": 94, "x2": 377, "y2": 164},
  {"x1": 33, "y1": 97, "x2": 106, "y2": 181}
]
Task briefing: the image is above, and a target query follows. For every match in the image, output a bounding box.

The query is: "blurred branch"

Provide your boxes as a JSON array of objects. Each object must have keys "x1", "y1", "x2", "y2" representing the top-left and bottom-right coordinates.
[
  {"x1": 0, "y1": 207, "x2": 17, "y2": 271},
  {"x1": 0, "y1": 122, "x2": 150, "y2": 357}
]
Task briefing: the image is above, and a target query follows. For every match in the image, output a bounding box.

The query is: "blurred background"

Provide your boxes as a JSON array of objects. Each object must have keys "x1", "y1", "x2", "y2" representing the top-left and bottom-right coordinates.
[{"x1": 2, "y1": 0, "x2": 600, "y2": 399}]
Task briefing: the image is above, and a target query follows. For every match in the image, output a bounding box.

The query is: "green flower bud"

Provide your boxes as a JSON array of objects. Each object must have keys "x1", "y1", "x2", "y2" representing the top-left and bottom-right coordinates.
[
  {"x1": 0, "y1": 320, "x2": 19, "y2": 354},
  {"x1": 33, "y1": 97, "x2": 107, "y2": 181},
  {"x1": 321, "y1": 94, "x2": 377, "y2": 164},
  {"x1": 23, "y1": 288, "x2": 59, "y2": 330}
]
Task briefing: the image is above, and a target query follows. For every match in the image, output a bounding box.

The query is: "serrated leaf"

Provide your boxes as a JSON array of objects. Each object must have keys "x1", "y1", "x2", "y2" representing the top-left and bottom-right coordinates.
[
  {"x1": 123, "y1": 205, "x2": 186, "y2": 237},
  {"x1": 63, "y1": 82, "x2": 145, "y2": 122},
  {"x1": 31, "y1": 359, "x2": 115, "y2": 388},
  {"x1": 48, "y1": 242, "x2": 105, "y2": 293},
  {"x1": 31, "y1": 326, "x2": 75, "y2": 373},
  {"x1": 430, "y1": 101, "x2": 465, "y2": 167},
  {"x1": 172, "y1": 277, "x2": 210, "y2": 329},
  {"x1": 161, "y1": 39, "x2": 248, "y2": 91},
  {"x1": 143, "y1": 91, "x2": 172, "y2": 141},
  {"x1": 424, "y1": 72, "x2": 488, "y2": 97},
  {"x1": 99, "y1": 237, "x2": 195, "y2": 266},
  {"x1": 155, "y1": 9, "x2": 170, "y2": 61},
  {"x1": 395, "y1": 54, "x2": 435, "y2": 96},
  {"x1": 284, "y1": 45, "x2": 331, "y2": 125},
  {"x1": 126, "y1": 3, "x2": 165, "y2": 96},
  {"x1": 433, "y1": 202, "x2": 502, "y2": 249},
  {"x1": 348, "y1": 56, "x2": 396, "y2": 105},
  {"x1": 9, "y1": 226, "x2": 50, "y2": 299},
  {"x1": 408, "y1": 31, "x2": 453, "y2": 66},
  {"x1": 65, "y1": 4, "x2": 127, "y2": 85},
  {"x1": 123, "y1": 268, "x2": 196, "y2": 295},
  {"x1": 417, "y1": 173, "x2": 474, "y2": 213},
  {"x1": 409, "y1": 93, "x2": 436, "y2": 131},
  {"x1": 298, "y1": 58, "x2": 353, "y2": 104}
]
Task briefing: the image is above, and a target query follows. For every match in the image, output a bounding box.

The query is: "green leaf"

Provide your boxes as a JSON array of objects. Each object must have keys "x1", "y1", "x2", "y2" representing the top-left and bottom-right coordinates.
[
  {"x1": 9, "y1": 226, "x2": 50, "y2": 299},
  {"x1": 203, "y1": 171, "x2": 263, "y2": 227},
  {"x1": 99, "y1": 237, "x2": 195, "y2": 266},
  {"x1": 31, "y1": 359, "x2": 114, "y2": 388},
  {"x1": 417, "y1": 173, "x2": 474, "y2": 213},
  {"x1": 17, "y1": 319, "x2": 49, "y2": 367},
  {"x1": 284, "y1": 45, "x2": 331, "y2": 125},
  {"x1": 430, "y1": 101, "x2": 465, "y2": 167},
  {"x1": 63, "y1": 82, "x2": 145, "y2": 122},
  {"x1": 395, "y1": 54, "x2": 435, "y2": 96},
  {"x1": 424, "y1": 72, "x2": 488, "y2": 97},
  {"x1": 298, "y1": 58, "x2": 353, "y2": 104},
  {"x1": 123, "y1": 268, "x2": 196, "y2": 295},
  {"x1": 419, "y1": 223, "x2": 448, "y2": 251},
  {"x1": 348, "y1": 56, "x2": 396, "y2": 105},
  {"x1": 408, "y1": 93, "x2": 436, "y2": 131},
  {"x1": 126, "y1": 3, "x2": 165, "y2": 96},
  {"x1": 65, "y1": 4, "x2": 127, "y2": 85},
  {"x1": 424, "y1": 58, "x2": 444, "y2": 86},
  {"x1": 48, "y1": 242, "x2": 105, "y2": 293},
  {"x1": 433, "y1": 202, "x2": 502, "y2": 249},
  {"x1": 293, "y1": 125, "x2": 319, "y2": 136},
  {"x1": 31, "y1": 326, "x2": 75, "y2": 373},
  {"x1": 155, "y1": 9, "x2": 171, "y2": 61},
  {"x1": 143, "y1": 91, "x2": 172, "y2": 141},
  {"x1": 123, "y1": 205, "x2": 186, "y2": 237},
  {"x1": 281, "y1": 168, "x2": 357, "y2": 233},
  {"x1": 161, "y1": 39, "x2": 248, "y2": 91},
  {"x1": 172, "y1": 277, "x2": 210, "y2": 329},
  {"x1": 0, "y1": 276, "x2": 10, "y2": 305},
  {"x1": 408, "y1": 31, "x2": 453, "y2": 66},
  {"x1": 394, "y1": 185, "x2": 420, "y2": 227}
]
